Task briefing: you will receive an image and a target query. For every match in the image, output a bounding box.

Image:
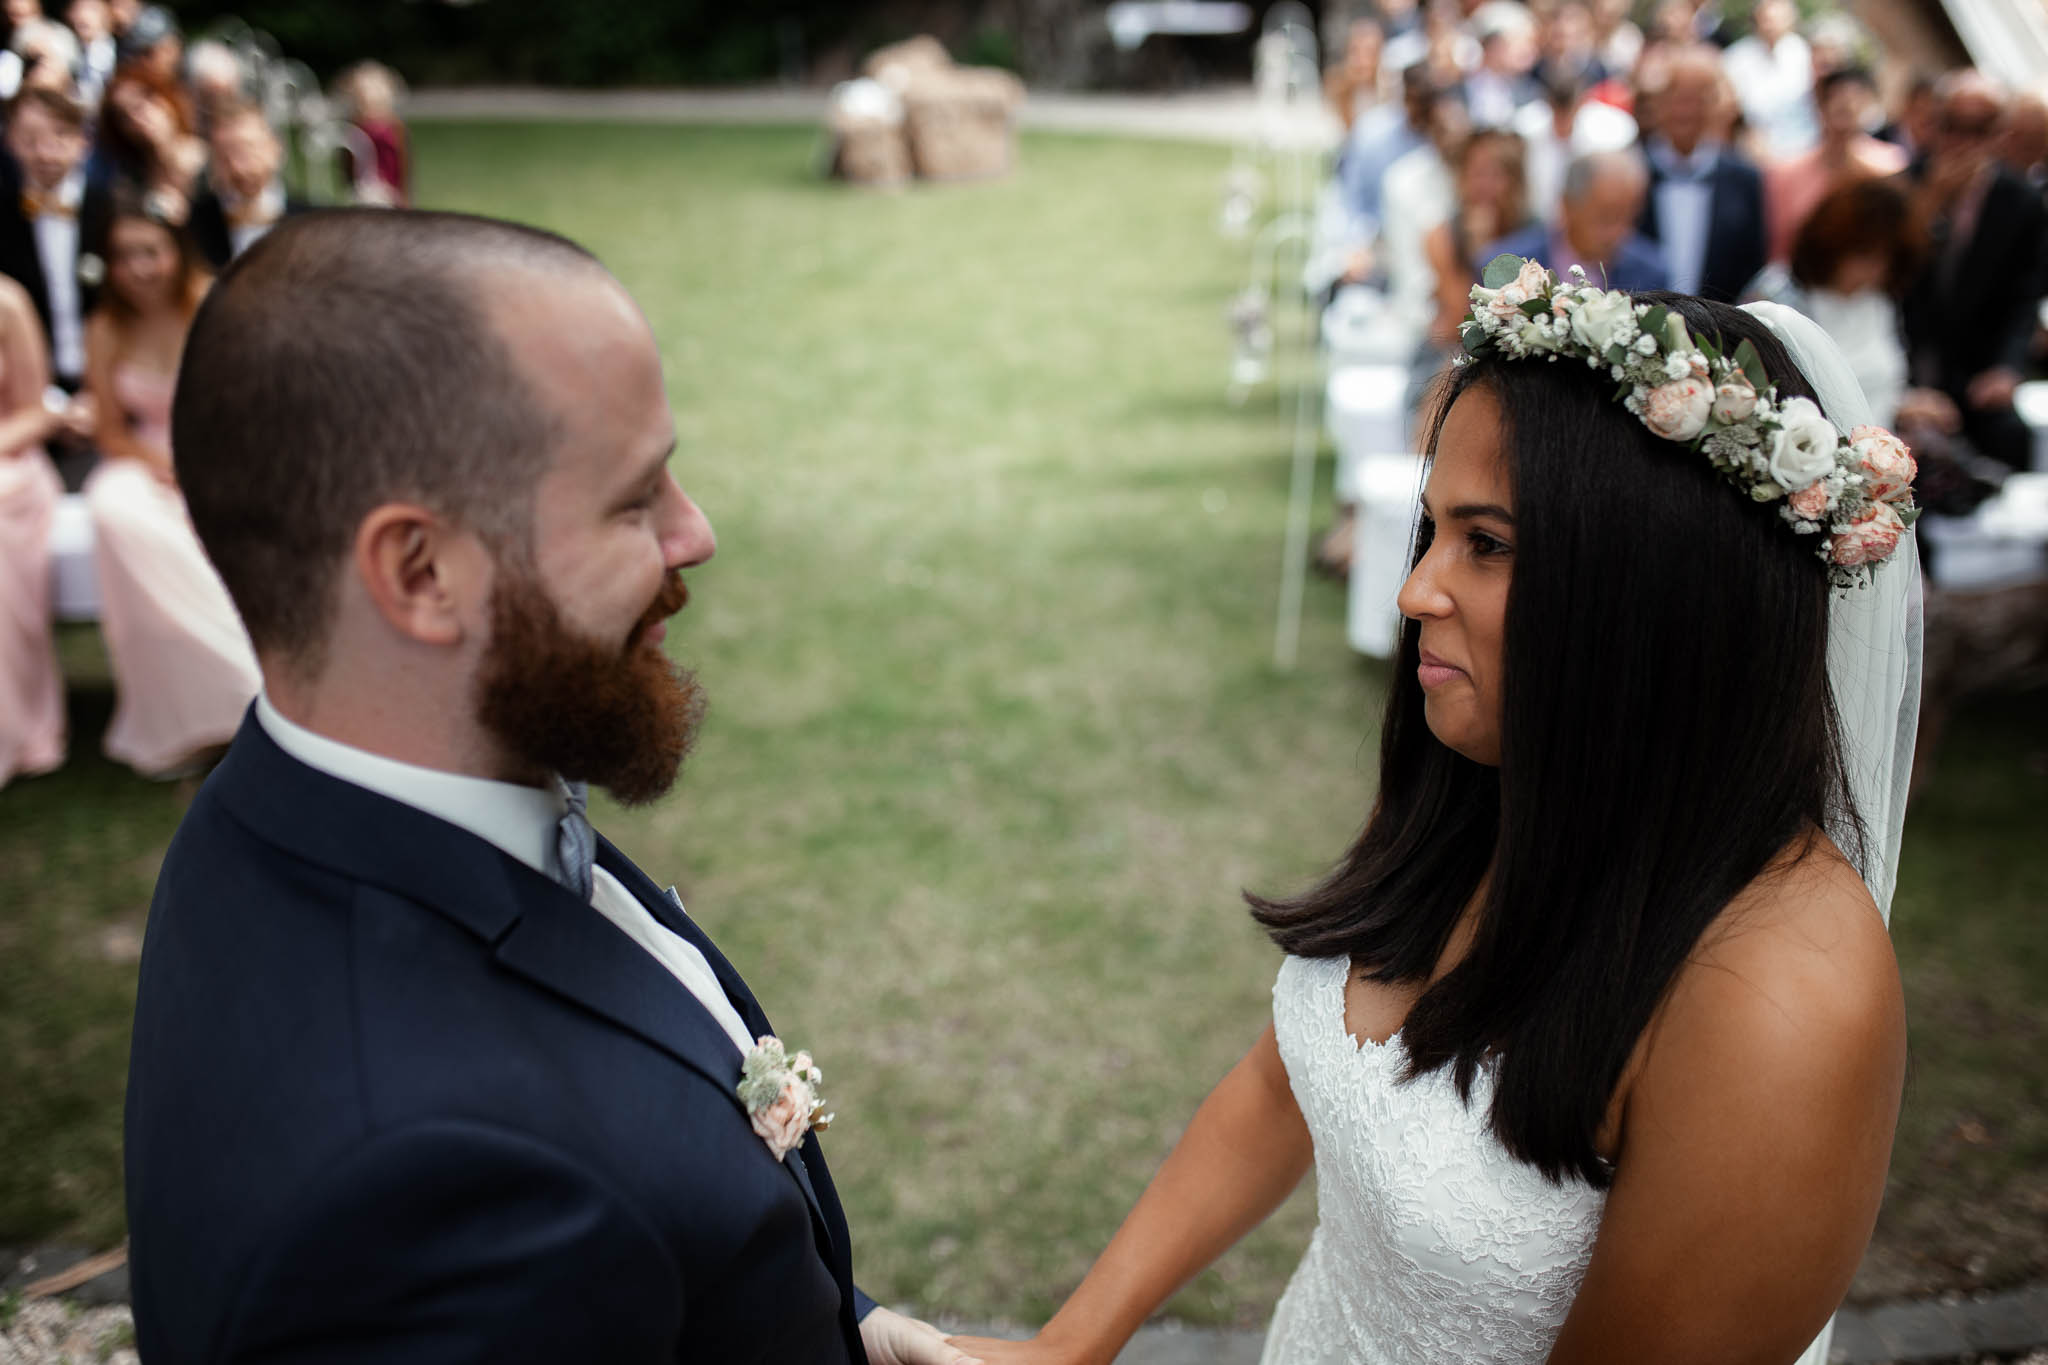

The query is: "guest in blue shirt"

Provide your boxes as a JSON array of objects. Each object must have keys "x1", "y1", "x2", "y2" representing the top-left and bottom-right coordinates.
[
  {"x1": 1484, "y1": 148, "x2": 1669, "y2": 292},
  {"x1": 1339, "y1": 64, "x2": 1441, "y2": 232}
]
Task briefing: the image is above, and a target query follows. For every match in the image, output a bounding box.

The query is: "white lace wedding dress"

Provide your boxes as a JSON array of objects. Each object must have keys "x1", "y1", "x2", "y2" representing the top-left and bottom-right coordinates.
[{"x1": 1259, "y1": 954, "x2": 1608, "y2": 1365}]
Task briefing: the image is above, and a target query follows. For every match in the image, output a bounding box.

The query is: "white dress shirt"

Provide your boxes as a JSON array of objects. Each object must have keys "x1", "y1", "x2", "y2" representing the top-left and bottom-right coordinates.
[
  {"x1": 224, "y1": 181, "x2": 287, "y2": 259},
  {"x1": 29, "y1": 170, "x2": 86, "y2": 382},
  {"x1": 1648, "y1": 139, "x2": 1718, "y2": 296},
  {"x1": 254, "y1": 693, "x2": 756, "y2": 1057}
]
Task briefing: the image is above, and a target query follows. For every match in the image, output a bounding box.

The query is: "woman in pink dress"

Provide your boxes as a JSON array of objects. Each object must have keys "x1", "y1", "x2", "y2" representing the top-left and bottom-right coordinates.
[
  {"x1": 0, "y1": 274, "x2": 88, "y2": 787},
  {"x1": 83, "y1": 195, "x2": 258, "y2": 777}
]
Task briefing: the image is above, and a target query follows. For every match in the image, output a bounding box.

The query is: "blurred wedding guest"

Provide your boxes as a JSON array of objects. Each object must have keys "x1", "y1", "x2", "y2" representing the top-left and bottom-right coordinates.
[
  {"x1": 1377, "y1": 86, "x2": 1468, "y2": 333},
  {"x1": 2000, "y1": 88, "x2": 2048, "y2": 190},
  {"x1": 1465, "y1": 2, "x2": 1541, "y2": 129},
  {"x1": 1763, "y1": 66, "x2": 1906, "y2": 263},
  {"x1": 1514, "y1": 69, "x2": 1637, "y2": 218},
  {"x1": 1424, "y1": 127, "x2": 1532, "y2": 347},
  {"x1": 0, "y1": 272, "x2": 85, "y2": 787},
  {"x1": 64, "y1": 0, "x2": 112, "y2": 107},
  {"x1": 0, "y1": 87, "x2": 110, "y2": 402},
  {"x1": 1748, "y1": 178, "x2": 1925, "y2": 422},
  {"x1": 81, "y1": 193, "x2": 257, "y2": 776},
  {"x1": 1890, "y1": 74, "x2": 1940, "y2": 167},
  {"x1": 1722, "y1": 0, "x2": 1815, "y2": 156},
  {"x1": 1637, "y1": 44, "x2": 1766, "y2": 301},
  {"x1": 183, "y1": 38, "x2": 251, "y2": 135},
  {"x1": 1591, "y1": 0, "x2": 1641, "y2": 77},
  {"x1": 112, "y1": 1, "x2": 172, "y2": 84},
  {"x1": 1, "y1": 13, "x2": 78, "y2": 101},
  {"x1": 1534, "y1": 2, "x2": 1605, "y2": 90},
  {"x1": 1338, "y1": 64, "x2": 1439, "y2": 238},
  {"x1": 1901, "y1": 70, "x2": 2046, "y2": 471},
  {"x1": 1486, "y1": 146, "x2": 1667, "y2": 289},
  {"x1": 1326, "y1": 18, "x2": 1387, "y2": 135},
  {"x1": 100, "y1": 60, "x2": 204, "y2": 222},
  {"x1": 187, "y1": 103, "x2": 307, "y2": 268},
  {"x1": 333, "y1": 59, "x2": 410, "y2": 206}
]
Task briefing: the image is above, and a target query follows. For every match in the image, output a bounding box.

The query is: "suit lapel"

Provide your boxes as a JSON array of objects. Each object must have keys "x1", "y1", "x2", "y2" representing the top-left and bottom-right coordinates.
[{"x1": 590, "y1": 838, "x2": 842, "y2": 1259}]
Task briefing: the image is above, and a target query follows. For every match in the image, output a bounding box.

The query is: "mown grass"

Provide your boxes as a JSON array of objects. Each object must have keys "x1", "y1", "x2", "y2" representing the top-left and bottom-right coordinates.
[{"x1": 0, "y1": 119, "x2": 2040, "y2": 1324}]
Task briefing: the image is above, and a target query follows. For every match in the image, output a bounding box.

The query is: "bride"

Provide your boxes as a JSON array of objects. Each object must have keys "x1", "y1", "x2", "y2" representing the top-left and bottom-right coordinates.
[{"x1": 954, "y1": 269, "x2": 1921, "y2": 1365}]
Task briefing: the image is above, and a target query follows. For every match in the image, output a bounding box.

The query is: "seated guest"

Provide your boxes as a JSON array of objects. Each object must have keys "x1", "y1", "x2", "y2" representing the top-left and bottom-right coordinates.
[
  {"x1": 0, "y1": 87, "x2": 110, "y2": 404},
  {"x1": 1636, "y1": 44, "x2": 1767, "y2": 302},
  {"x1": 0, "y1": 272, "x2": 86, "y2": 787},
  {"x1": 1901, "y1": 69, "x2": 2047, "y2": 471},
  {"x1": 1721, "y1": 0, "x2": 1815, "y2": 157},
  {"x1": 1464, "y1": 3, "x2": 1542, "y2": 130},
  {"x1": 1425, "y1": 127, "x2": 1534, "y2": 347},
  {"x1": 82, "y1": 192, "x2": 259, "y2": 777},
  {"x1": 2, "y1": 14, "x2": 78, "y2": 101},
  {"x1": 65, "y1": 0, "x2": 115, "y2": 109},
  {"x1": 110, "y1": 0, "x2": 172, "y2": 84},
  {"x1": 99, "y1": 59, "x2": 204, "y2": 223},
  {"x1": 1485, "y1": 147, "x2": 1668, "y2": 291},
  {"x1": 183, "y1": 38, "x2": 252, "y2": 136},
  {"x1": 188, "y1": 102, "x2": 308, "y2": 268},
  {"x1": 1513, "y1": 69, "x2": 1638, "y2": 219},
  {"x1": 1747, "y1": 178, "x2": 1925, "y2": 423},
  {"x1": 333, "y1": 60, "x2": 411, "y2": 207},
  {"x1": 1762, "y1": 66, "x2": 1906, "y2": 264}
]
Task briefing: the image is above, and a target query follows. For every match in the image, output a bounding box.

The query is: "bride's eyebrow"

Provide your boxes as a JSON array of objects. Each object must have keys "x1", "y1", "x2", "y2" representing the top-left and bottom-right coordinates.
[{"x1": 1448, "y1": 502, "x2": 1516, "y2": 523}]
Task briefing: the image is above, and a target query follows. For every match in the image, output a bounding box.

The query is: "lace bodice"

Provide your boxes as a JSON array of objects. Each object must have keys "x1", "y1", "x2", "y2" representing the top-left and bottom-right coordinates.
[{"x1": 1261, "y1": 954, "x2": 1607, "y2": 1365}]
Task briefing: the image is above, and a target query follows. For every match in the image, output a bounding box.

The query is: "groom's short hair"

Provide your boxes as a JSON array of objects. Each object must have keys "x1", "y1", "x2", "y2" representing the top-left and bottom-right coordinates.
[{"x1": 174, "y1": 208, "x2": 603, "y2": 673}]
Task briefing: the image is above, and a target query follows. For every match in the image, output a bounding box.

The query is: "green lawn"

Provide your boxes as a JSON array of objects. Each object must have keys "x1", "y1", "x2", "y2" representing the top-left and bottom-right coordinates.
[{"x1": 0, "y1": 120, "x2": 2041, "y2": 1326}]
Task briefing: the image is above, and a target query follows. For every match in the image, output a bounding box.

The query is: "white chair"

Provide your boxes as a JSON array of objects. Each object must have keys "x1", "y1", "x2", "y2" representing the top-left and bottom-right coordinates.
[
  {"x1": 1343, "y1": 451, "x2": 1424, "y2": 660},
  {"x1": 48, "y1": 491, "x2": 99, "y2": 623},
  {"x1": 1920, "y1": 472, "x2": 2048, "y2": 591},
  {"x1": 2009, "y1": 379, "x2": 2048, "y2": 473}
]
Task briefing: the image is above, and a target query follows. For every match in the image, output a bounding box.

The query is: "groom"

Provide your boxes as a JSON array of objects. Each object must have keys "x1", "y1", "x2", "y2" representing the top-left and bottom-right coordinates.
[{"x1": 124, "y1": 209, "x2": 975, "y2": 1365}]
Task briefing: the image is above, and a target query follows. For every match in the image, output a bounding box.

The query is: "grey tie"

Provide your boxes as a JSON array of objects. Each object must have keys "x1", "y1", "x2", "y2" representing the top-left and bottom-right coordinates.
[{"x1": 552, "y1": 779, "x2": 595, "y2": 903}]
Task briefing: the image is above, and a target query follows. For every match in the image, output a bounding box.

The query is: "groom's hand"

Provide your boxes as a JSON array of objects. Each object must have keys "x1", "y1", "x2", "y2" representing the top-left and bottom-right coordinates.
[{"x1": 860, "y1": 1305, "x2": 986, "y2": 1365}]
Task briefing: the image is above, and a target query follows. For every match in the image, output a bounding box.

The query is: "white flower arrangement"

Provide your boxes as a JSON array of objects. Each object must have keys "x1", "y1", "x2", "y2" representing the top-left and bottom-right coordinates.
[
  {"x1": 1460, "y1": 255, "x2": 1918, "y2": 587},
  {"x1": 738, "y1": 1035, "x2": 833, "y2": 1163}
]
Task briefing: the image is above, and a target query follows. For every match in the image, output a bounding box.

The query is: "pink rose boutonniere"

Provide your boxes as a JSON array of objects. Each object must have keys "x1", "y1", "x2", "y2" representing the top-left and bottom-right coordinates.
[{"x1": 738, "y1": 1035, "x2": 833, "y2": 1163}]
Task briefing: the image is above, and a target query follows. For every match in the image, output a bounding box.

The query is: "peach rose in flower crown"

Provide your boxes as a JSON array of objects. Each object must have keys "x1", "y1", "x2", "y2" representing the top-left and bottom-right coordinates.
[
  {"x1": 1787, "y1": 482, "x2": 1831, "y2": 520},
  {"x1": 1642, "y1": 377, "x2": 1714, "y2": 441},
  {"x1": 1712, "y1": 373, "x2": 1757, "y2": 424},
  {"x1": 1512, "y1": 258, "x2": 1551, "y2": 300},
  {"x1": 1850, "y1": 425, "x2": 1916, "y2": 503},
  {"x1": 1829, "y1": 501, "x2": 1904, "y2": 567}
]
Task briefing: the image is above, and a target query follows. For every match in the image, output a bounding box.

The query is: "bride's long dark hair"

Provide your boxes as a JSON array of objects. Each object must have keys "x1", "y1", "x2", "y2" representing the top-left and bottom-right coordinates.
[{"x1": 1250, "y1": 293, "x2": 1862, "y2": 1187}]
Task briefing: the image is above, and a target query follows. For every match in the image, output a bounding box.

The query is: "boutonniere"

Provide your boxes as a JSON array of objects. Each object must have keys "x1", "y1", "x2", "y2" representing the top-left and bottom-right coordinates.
[
  {"x1": 76, "y1": 253, "x2": 104, "y2": 288},
  {"x1": 738, "y1": 1035, "x2": 832, "y2": 1162}
]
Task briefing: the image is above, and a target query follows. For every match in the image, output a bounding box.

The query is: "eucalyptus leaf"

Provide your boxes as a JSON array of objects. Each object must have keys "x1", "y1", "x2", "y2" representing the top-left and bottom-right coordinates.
[
  {"x1": 1640, "y1": 303, "x2": 1668, "y2": 340},
  {"x1": 1519, "y1": 298, "x2": 1549, "y2": 318},
  {"x1": 1606, "y1": 343, "x2": 1628, "y2": 366},
  {"x1": 1481, "y1": 254, "x2": 1525, "y2": 288}
]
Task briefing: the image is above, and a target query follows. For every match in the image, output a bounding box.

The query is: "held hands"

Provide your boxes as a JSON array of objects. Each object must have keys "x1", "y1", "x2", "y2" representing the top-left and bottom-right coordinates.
[
  {"x1": 943, "y1": 1333, "x2": 1087, "y2": 1364},
  {"x1": 860, "y1": 1305, "x2": 987, "y2": 1365}
]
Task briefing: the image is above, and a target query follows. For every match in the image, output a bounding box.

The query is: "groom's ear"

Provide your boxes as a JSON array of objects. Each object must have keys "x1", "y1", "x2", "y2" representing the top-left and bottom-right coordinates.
[{"x1": 351, "y1": 503, "x2": 493, "y2": 650}]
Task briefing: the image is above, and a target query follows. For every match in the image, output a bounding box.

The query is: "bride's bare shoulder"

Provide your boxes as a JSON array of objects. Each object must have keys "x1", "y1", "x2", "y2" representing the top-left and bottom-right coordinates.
[{"x1": 1640, "y1": 832, "x2": 1904, "y2": 1105}]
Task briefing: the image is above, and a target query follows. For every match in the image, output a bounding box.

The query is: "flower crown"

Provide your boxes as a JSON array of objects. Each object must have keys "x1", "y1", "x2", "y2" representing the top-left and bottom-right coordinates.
[{"x1": 1459, "y1": 255, "x2": 1917, "y2": 588}]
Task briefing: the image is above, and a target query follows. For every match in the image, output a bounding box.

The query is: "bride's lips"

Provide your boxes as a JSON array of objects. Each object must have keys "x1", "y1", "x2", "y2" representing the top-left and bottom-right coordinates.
[{"x1": 1417, "y1": 647, "x2": 1465, "y2": 690}]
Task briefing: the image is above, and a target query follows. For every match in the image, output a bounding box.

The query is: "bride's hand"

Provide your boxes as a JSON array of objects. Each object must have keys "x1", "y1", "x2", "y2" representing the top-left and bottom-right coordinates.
[{"x1": 859, "y1": 1305, "x2": 987, "y2": 1365}]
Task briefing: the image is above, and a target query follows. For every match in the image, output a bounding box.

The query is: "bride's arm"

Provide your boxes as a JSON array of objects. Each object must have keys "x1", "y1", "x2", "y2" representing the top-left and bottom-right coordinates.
[
  {"x1": 1546, "y1": 850, "x2": 1907, "y2": 1365},
  {"x1": 952, "y1": 1023, "x2": 1312, "y2": 1365}
]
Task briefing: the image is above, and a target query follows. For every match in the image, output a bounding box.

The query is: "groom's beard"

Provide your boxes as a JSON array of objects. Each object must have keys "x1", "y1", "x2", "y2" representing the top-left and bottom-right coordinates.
[{"x1": 474, "y1": 565, "x2": 704, "y2": 807}]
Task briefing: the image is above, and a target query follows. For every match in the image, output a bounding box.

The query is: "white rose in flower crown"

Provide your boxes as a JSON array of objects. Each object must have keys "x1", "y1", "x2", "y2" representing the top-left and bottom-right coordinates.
[
  {"x1": 1514, "y1": 314, "x2": 1561, "y2": 354},
  {"x1": 1712, "y1": 374, "x2": 1757, "y2": 423},
  {"x1": 1641, "y1": 377, "x2": 1714, "y2": 441},
  {"x1": 1570, "y1": 291, "x2": 1636, "y2": 354},
  {"x1": 1765, "y1": 397, "x2": 1840, "y2": 491},
  {"x1": 1849, "y1": 425, "x2": 1916, "y2": 502}
]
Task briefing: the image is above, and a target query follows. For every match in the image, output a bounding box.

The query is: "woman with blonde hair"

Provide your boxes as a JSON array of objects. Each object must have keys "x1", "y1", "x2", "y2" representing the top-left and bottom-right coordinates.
[{"x1": 82, "y1": 191, "x2": 257, "y2": 776}]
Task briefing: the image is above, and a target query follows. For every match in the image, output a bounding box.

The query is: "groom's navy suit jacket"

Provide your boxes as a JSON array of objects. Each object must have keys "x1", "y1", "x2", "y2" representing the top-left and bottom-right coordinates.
[{"x1": 124, "y1": 712, "x2": 873, "y2": 1363}]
